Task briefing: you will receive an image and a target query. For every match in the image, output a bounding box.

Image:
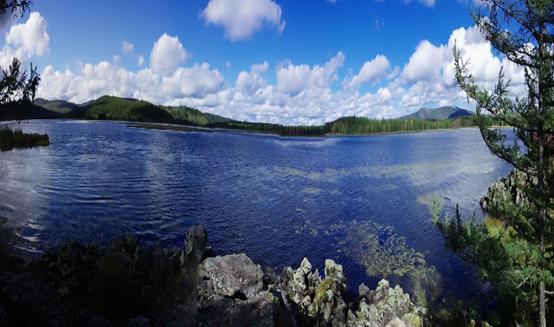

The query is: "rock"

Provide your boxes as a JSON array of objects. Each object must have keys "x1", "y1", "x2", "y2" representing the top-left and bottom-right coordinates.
[
  {"x1": 182, "y1": 225, "x2": 208, "y2": 266},
  {"x1": 359, "y1": 283, "x2": 370, "y2": 299},
  {"x1": 128, "y1": 315, "x2": 150, "y2": 327},
  {"x1": 196, "y1": 253, "x2": 278, "y2": 326},
  {"x1": 385, "y1": 317, "x2": 406, "y2": 327},
  {"x1": 289, "y1": 258, "x2": 312, "y2": 304},
  {"x1": 199, "y1": 253, "x2": 263, "y2": 299},
  {"x1": 480, "y1": 169, "x2": 535, "y2": 211},
  {"x1": 324, "y1": 259, "x2": 345, "y2": 283},
  {"x1": 311, "y1": 260, "x2": 347, "y2": 325},
  {"x1": 197, "y1": 294, "x2": 276, "y2": 327}
]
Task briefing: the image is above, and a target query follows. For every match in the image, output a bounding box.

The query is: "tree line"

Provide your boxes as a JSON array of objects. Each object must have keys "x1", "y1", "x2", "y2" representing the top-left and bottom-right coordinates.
[{"x1": 208, "y1": 116, "x2": 478, "y2": 136}]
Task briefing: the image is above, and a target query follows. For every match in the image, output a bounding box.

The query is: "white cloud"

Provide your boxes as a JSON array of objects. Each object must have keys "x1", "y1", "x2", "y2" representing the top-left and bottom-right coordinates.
[
  {"x1": 404, "y1": 0, "x2": 436, "y2": 7},
  {"x1": 35, "y1": 24, "x2": 528, "y2": 125},
  {"x1": 2, "y1": 12, "x2": 49, "y2": 62},
  {"x1": 235, "y1": 61, "x2": 268, "y2": 95},
  {"x1": 402, "y1": 40, "x2": 446, "y2": 83},
  {"x1": 38, "y1": 61, "x2": 225, "y2": 105},
  {"x1": 277, "y1": 52, "x2": 344, "y2": 96},
  {"x1": 417, "y1": 0, "x2": 436, "y2": 7},
  {"x1": 122, "y1": 40, "x2": 134, "y2": 54},
  {"x1": 137, "y1": 55, "x2": 145, "y2": 67},
  {"x1": 346, "y1": 55, "x2": 390, "y2": 88},
  {"x1": 202, "y1": 0, "x2": 285, "y2": 41},
  {"x1": 150, "y1": 33, "x2": 189, "y2": 75},
  {"x1": 162, "y1": 63, "x2": 225, "y2": 99}
]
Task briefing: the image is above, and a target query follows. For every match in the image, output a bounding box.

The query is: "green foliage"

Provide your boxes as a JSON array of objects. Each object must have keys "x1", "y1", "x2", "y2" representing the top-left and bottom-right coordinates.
[
  {"x1": 0, "y1": 0, "x2": 32, "y2": 17},
  {"x1": 0, "y1": 124, "x2": 49, "y2": 151},
  {"x1": 325, "y1": 116, "x2": 476, "y2": 134},
  {"x1": 33, "y1": 98, "x2": 79, "y2": 114},
  {"x1": 73, "y1": 96, "x2": 174, "y2": 123},
  {"x1": 209, "y1": 116, "x2": 477, "y2": 136},
  {"x1": 208, "y1": 120, "x2": 329, "y2": 136},
  {"x1": 0, "y1": 58, "x2": 40, "y2": 123},
  {"x1": 446, "y1": 0, "x2": 554, "y2": 325},
  {"x1": 36, "y1": 236, "x2": 187, "y2": 323},
  {"x1": 165, "y1": 105, "x2": 230, "y2": 125},
  {"x1": 431, "y1": 198, "x2": 554, "y2": 324}
]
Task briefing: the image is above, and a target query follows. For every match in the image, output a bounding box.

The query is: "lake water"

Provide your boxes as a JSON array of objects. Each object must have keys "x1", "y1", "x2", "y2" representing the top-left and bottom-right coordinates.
[{"x1": 0, "y1": 120, "x2": 512, "y2": 302}]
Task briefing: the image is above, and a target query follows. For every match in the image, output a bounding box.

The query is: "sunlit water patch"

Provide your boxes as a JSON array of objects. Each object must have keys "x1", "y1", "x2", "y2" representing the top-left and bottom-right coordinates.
[{"x1": 0, "y1": 121, "x2": 511, "y2": 302}]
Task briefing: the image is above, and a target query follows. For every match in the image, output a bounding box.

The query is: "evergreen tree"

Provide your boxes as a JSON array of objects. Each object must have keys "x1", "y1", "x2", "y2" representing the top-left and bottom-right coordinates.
[
  {"x1": 0, "y1": 0, "x2": 39, "y2": 123},
  {"x1": 435, "y1": 1, "x2": 554, "y2": 325}
]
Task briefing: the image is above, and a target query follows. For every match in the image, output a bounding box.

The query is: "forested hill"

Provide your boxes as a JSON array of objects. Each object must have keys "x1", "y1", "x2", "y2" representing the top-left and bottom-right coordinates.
[
  {"x1": 34, "y1": 96, "x2": 231, "y2": 126},
  {"x1": 0, "y1": 96, "x2": 477, "y2": 136}
]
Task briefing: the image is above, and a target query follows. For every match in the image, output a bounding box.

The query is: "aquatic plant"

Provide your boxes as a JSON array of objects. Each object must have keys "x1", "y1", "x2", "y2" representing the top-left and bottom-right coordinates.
[
  {"x1": 0, "y1": 125, "x2": 49, "y2": 151},
  {"x1": 295, "y1": 218, "x2": 441, "y2": 307}
]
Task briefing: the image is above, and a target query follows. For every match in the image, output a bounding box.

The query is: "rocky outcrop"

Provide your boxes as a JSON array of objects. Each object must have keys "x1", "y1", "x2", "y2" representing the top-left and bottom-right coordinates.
[
  {"x1": 280, "y1": 257, "x2": 423, "y2": 327},
  {"x1": 181, "y1": 225, "x2": 208, "y2": 266},
  {"x1": 199, "y1": 253, "x2": 264, "y2": 299},
  {"x1": 0, "y1": 225, "x2": 424, "y2": 326},
  {"x1": 480, "y1": 169, "x2": 534, "y2": 212}
]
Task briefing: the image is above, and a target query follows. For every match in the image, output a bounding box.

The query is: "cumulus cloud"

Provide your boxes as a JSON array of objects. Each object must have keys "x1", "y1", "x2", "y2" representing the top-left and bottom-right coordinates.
[
  {"x1": 202, "y1": 0, "x2": 285, "y2": 41},
  {"x1": 150, "y1": 33, "x2": 189, "y2": 75},
  {"x1": 235, "y1": 61, "x2": 269, "y2": 95},
  {"x1": 38, "y1": 61, "x2": 225, "y2": 104},
  {"x1": 277, "y1": 52, "x2": 344, "y2": 96},
  {"x1": 6, "y1": 12, "x2": 49, "y2": 57},
  {"x1": 0, "y1": 12, "x2": 49, "y2": 69},
  {"x1": 36, "y1": 24, "x2": 528, "y2": 125},
  {"x1": 401, "y1": 25, "x2": 523, "y2": 92},
  {"x1": 122, "y1": 40, "x2": 134, "y2": 54},
  {"x1": 346, "y1": 55, "x2": 390, "y2": 88}
]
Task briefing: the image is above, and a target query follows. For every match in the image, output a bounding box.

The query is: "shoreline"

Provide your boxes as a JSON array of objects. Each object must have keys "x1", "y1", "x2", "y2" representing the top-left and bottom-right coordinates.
[
  {"x1": 0, "y1": 224, "x2": 425, "y2": 326},
  {"x1": 1, "y1": 118, "x2": 486, "y2": 138}
]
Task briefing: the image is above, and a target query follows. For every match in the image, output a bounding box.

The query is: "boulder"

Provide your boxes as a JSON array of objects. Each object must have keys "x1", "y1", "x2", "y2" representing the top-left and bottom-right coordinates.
[
  {"x1": 199, "y1": 253, "x2": 264, "y2": 299},
  {"x1": 182, "y1": 225, "x2": 208, "y2": 266}
]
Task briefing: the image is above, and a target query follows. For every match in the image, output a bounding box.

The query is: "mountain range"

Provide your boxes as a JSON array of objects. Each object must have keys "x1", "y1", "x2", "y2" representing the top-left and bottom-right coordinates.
[
  {"x1": 27, "y1": 96, "x2": 473, "y2": 124},
  {"x1": 0, "y1": 96, "x2": 476, "y2": 136},
  {"x1": 400, "y1": 106, "x2": 474, "y2": 120}
]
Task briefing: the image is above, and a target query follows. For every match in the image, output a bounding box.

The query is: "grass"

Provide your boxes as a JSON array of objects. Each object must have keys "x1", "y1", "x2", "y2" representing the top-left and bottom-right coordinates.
[{"x1": 0, "y1": 125, "x2": 50, "y2": 151}]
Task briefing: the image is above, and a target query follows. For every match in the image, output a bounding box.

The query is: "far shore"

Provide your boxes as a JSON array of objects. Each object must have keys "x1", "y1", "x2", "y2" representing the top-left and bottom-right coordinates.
[
  {"x1": 126, "y1": 121, "x2": 485, "y2": 138},
  {"x1": 2, "y1": 118, "x2": 510, "y2": 138}
]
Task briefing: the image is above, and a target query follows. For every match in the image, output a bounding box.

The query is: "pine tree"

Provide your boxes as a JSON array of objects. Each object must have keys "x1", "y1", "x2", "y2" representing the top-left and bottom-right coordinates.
[
  {"x1": 0, "y1": 0, "x2": 39, "y2": 123},
  {"x1": 435, "y1": 1, "x2": 554, "y2": 325}
]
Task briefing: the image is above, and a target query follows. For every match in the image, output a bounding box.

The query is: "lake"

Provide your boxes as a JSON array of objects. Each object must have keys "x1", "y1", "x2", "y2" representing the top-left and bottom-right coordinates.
[{"x1": 0, "y1": 120, "x2": 512, "y2": 302}]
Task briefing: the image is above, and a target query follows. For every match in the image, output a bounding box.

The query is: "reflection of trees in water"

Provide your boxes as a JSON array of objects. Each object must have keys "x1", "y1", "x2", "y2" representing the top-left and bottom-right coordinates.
[{"x1": 295, "y1": 219, "x2": 442, "y2": 306}]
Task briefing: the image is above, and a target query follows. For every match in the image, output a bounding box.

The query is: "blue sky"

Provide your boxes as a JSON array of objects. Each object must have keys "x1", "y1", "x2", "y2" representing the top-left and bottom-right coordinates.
[{"x1": 0, "y1": 0, "x2": 525, "y2": 124}]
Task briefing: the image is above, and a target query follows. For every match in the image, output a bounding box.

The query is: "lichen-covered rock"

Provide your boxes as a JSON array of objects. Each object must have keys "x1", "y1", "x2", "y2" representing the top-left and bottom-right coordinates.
[
  {"x1": 359, "y1": 283, "x2": 370, "y2": 299},
  {"x1": 480, "y1": 169, "x2": 535, "y2": 211},
  {"x1": 196, "y1": 253, "x2": 280, "y2": 326},
  {"x1": 310, "y1": 259, "x2": 348, "y2": 325},
  {"x1": 0, "y1": 224, "x2": 425, "y2": 327},
  {"x1": 347, "y1": 279, "x2": 422, "y2": 327},
  {"x1": 182, "y1": 225, "x2": 208, "y2": 266},
  {"x1": 199, "y1": 253, "x2": 264, "y2": 299}
]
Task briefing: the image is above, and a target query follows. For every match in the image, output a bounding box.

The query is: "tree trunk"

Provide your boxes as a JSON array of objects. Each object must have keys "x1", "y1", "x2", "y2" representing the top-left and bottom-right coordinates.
[{"x1": 537, "y1": 23, "x2": 547, "y2": 327}]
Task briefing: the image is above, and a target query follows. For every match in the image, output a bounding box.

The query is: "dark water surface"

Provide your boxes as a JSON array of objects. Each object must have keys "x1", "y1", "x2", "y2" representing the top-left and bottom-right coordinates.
[{"x1": 0, "y1": 120, "x2": 511, "y2": 300}]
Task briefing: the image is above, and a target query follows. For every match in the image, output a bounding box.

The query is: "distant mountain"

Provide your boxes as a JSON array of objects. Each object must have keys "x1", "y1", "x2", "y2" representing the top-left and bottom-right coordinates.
[
  {"x1": 401, "y1": 106, "x2": 474, "y2": 120},
  {"x1": 34, "y1": 98, "x2": 80, "y2": 114}
]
